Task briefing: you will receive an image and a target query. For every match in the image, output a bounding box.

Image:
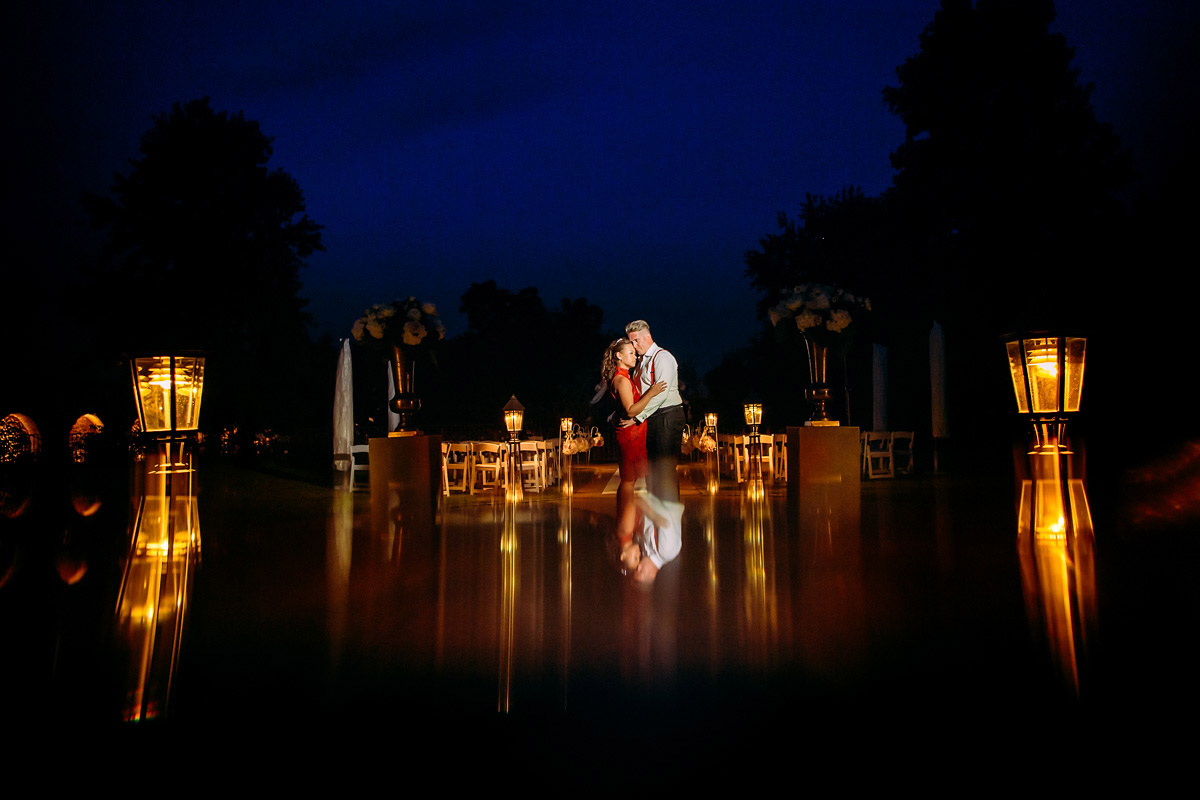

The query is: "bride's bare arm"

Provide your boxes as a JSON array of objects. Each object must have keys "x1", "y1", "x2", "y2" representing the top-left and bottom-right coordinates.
[{"x1": 617, "y1": 377, "x2": 667, "y2": 419}]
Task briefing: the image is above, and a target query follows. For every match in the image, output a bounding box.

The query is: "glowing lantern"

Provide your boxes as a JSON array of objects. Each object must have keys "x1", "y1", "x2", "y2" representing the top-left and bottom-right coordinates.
[
  {"x1": 130, "y1": 354, "x2": 205, "y2": 437},
  {"x1": 743, "y1": 403, "x2": 762, "y2": 428},
  {"x1": 503, "y1": 395, "x2": 525, "y2": 438},
  {"x1": 1003, "y1": 333, "x2": 1085, "y2": 449}
]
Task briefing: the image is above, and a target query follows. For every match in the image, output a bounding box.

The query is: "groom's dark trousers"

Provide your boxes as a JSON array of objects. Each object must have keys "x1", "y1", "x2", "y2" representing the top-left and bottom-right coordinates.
[{"x1": 646, "y1": 404, "x2": 685, "y2": 502}]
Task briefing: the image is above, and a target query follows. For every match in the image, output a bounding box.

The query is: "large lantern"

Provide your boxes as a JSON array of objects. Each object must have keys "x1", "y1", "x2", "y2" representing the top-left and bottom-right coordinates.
[
  {"x1": 1003, "y1": 334, "x2": 1085, "y2": 450},
  {"x1": 130, "y1": 354, "x2": 205, "y2": 437}
]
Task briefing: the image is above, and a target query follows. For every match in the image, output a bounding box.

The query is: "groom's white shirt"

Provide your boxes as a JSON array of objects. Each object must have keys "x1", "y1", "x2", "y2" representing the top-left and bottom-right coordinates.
[{"x1": 633, "y1": 342, "x2": 683, "y2": 423}]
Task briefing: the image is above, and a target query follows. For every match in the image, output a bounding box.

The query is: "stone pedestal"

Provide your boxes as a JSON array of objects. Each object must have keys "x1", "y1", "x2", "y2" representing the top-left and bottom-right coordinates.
[
  {"x1": 786, "y1": 425, "x2": 861, "y2": 534},
  {"x1": 369, "y1": 434, "x2": 442, "y2": 539}
]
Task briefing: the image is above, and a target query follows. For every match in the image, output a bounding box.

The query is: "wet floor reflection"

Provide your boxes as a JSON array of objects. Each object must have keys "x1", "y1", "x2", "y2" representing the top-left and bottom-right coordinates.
[
  {"x1": 1016, "y1": 445, "x2": 1098, "y2": 696},
  {"x1": 116, "y1": 445, "x2": 201, "y2": 720},
  {"x1": 5, "y1": 447, "x2": 1192, "y2": 743}
]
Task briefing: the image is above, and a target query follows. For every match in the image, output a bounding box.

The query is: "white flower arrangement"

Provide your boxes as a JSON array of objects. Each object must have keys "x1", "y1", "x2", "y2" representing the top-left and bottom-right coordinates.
[
  {"x1": 768, "y1": 283, "x2": 870, "y2": 342},
  {"x1": 351, "y1": 296, "x2": 445, "y2": 356}
]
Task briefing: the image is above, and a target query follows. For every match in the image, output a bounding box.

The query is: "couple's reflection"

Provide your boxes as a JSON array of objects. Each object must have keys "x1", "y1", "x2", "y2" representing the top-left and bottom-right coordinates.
[
  {"x1": 610, "y1": 481, "x2": 684, "y2": 691},
  {"x1": 613, "y1": 483, "x2": 683, "y2": 586}
]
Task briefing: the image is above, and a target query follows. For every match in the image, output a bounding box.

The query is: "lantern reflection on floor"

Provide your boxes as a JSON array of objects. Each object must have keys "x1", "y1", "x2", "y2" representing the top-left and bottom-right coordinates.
[
  {"x1": 115, "y1": 444, "x2": 201, "y2": 721},
  {"x1": 1016, "y1": 445, "x2": 1098, "y2": 695},
  {"x1": 739, "y1": 479, "x2": 777, "y2": 667}
]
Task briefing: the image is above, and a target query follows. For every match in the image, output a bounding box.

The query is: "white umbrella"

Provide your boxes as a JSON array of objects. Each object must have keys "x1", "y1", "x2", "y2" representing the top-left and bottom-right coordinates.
[
  {"x1": 385, "y1": 360, "x2": 400, "y2": 433},
  {"x1": 333, "y1": 338, "x2": 354, "y2": 471}
]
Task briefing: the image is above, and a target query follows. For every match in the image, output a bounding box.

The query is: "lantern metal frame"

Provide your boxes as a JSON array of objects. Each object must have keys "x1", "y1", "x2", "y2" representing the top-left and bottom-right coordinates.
[
  {"x1": 130, "y1": 352, "x2": 206, "y2": 440},
  {"x1": 559, "y1": 417, "x2": 574, "y2": 496},
  {"x1": 1002, "y1": 332, "x2": 1086, "y2": 451},
  {"x1": 502, "y1": 395, "x2": 525, "y2": 501},
  {"x1": 705, "y1": 412, "x2": 719, "y2": 494},
  {"x1": 743, "y1": 402, "x2": 764, "y2": 484}
]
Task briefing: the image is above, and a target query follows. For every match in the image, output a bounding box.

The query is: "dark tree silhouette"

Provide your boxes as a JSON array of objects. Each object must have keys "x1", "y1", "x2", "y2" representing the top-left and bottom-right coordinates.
[
  {"x1": 727, "y1": 1, "x2": 1135, "y2": 454},
  {"x1": 416, "y1": 281, "x2": 614, "y2": 437},
  {"x1": 744, "y1": 189, "x2": 913, "y2": 331},
  {"x1": 877, "y1": 0, "x2": 1134, "y2": 453},
  {"x1": 883, "y1": 0, "x2": 1130, "y2": 332},
  {"x1": 84, "y1": 98, "x2": 325, "y2": 430}
]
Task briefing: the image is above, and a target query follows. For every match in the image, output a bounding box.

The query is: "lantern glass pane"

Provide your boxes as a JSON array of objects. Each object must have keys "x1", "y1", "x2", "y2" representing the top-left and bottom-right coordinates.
[
  {"x1": 1063, "y1": 337, "x2": 1086, "y2": 413},
  {"x1": 133, "y1": 357, "x2": 173, "y2": 432},
  {"x1": 1024, "y1": 337, "x2": 1061, "y2": 414},
  {"x1": 172, "y1": 357, "x2": 204, "y2": 431},
  {"x1": 1006, "y1": 341, "x2": 1029, "y2": 413}
]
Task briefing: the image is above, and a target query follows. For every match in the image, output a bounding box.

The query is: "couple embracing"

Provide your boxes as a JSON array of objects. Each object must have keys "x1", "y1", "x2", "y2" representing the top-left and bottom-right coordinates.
[{"x1": 599, "y1": 320, "x2": 685, "y2": 504}]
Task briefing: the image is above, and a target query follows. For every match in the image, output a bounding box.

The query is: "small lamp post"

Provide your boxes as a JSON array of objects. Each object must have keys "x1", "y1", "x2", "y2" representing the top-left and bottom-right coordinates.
[
  {"x1": 1003, "y1": 333, "x2": 1086, "y2": 452},
  {"x1": 503, "y1": 395, "x2": 525, "y2": 501},
  {"x1": 130, "y1": 353, "x2": 205, "y2": 471},
  {"x1": 705, "y1": 412, "x2": 719, "y2": 494},
  {"x1": 744, "y1": 402, "x2": 764, "y2": 487},
  {"x1": 560, "y1": 417, "x2": 574, "y2": 496}
]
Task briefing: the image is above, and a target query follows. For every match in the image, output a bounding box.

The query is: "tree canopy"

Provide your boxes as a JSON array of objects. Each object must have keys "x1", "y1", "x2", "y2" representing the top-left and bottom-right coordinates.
[
  {"x1": 730, "y1": 1, "x2": 1134, "y2": 444},
  {"x1": 883, "y1": 0, "x2": 1130, "y2": 330},
  {"x1": 387, "y1": 281, "x2": 613, "y2": 437},
  {"x1": 84, "y1": 98, "x2": 325, "y2": 429}
]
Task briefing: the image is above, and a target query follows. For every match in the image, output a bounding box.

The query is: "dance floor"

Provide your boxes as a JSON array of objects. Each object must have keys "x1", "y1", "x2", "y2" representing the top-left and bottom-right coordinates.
[{"x1": 1, "y1": 452, "x2": 1194, "y2": 778}]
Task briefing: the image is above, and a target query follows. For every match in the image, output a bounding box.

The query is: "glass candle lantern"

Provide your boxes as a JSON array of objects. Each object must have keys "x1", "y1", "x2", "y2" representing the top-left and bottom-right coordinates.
[{"x1": 130, "y1": 354, "x2": 205, "y2": 437}]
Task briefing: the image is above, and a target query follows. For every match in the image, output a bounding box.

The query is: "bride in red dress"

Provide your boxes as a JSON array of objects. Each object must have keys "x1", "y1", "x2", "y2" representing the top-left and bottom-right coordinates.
[{"x1": 601, "y1": 338, "x2": 666, "y2": 503}]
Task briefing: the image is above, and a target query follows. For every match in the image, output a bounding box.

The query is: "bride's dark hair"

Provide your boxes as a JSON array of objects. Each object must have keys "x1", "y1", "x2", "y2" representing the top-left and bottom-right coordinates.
[{"x1": 601, "y1": 338, "x2": 631, "y2": 382}]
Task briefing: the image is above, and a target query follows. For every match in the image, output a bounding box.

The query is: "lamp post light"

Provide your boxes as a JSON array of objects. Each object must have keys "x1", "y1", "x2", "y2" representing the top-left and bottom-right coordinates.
[
  {"x1": 560, "y1": 417, "x2": 574, "y2": 496},
  {"x1": 130, "y1": 353, "x2": 205, "y2": 471},
  {"x1": 743, "y1": 402, "x2": 764, "y2": 489},
  {"x1": 705, "y1": 412, "x2": 719, "y2": 495},
  {"x1": 503, "y1": 395, "x2": 525, "y2": 501},
  {"x1": 1003, "y1": 332, "x2": 1086, "y2": 452}
]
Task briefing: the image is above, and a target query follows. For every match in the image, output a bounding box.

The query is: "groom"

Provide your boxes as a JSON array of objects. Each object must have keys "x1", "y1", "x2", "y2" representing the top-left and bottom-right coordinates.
[{"x1": 625, "y1": 320, "x2": 684, "y2": 502}]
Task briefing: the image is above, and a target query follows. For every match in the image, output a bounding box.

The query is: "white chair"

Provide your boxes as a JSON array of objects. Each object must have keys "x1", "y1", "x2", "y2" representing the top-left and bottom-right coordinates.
[
  {"x1": 443, "y1": 442, "x2": 471, "y2": 495},
  {"x1": 718, "y1": 434, "x2": 743, "y2": 482},
  {"x1": 863, "y1": 432, "x2": 894, "y2": 479},
  {"x1": 351, "y1": 444, "x2": 370, "y2": 490},
  {"x1": 891, "y1": 431, "x2": 914, "y2": 475},
  {"x1": 471, "y1": 442, "x2": 507, "y2": 494},
  {"x1": 772, "y1": 433, "x2": 788, "y2": 483},
  {"x1": 517, "y1": 441, "x2": 545, "y2": 492},
  {"x1": 538, "y1": 440, "x2": 557, "y2": 486}
]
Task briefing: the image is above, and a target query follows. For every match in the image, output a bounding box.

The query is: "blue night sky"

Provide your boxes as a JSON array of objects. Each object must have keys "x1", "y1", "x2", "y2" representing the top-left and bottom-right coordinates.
[{"x1": 6, "y1": 1, "x2": 1195, "y2": 373}]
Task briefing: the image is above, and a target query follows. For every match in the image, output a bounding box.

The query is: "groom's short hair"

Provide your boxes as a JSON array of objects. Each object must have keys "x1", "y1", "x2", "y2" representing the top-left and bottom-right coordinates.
[{"x1": 625, "y1": 320, "x2": 649, "y2": 334}]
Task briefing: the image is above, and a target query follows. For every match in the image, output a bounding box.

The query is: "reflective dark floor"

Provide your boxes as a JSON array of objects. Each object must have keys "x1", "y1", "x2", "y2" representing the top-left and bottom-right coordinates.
[{"x1": 2, "y1": 448, "x2": 1196, "y2": 777}]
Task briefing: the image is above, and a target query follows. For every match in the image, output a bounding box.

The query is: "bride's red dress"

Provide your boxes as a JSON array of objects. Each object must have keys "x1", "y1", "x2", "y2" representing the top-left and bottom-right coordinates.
[{"x1": 612, "y1": 366, "x2": 648, "y2": 480}]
